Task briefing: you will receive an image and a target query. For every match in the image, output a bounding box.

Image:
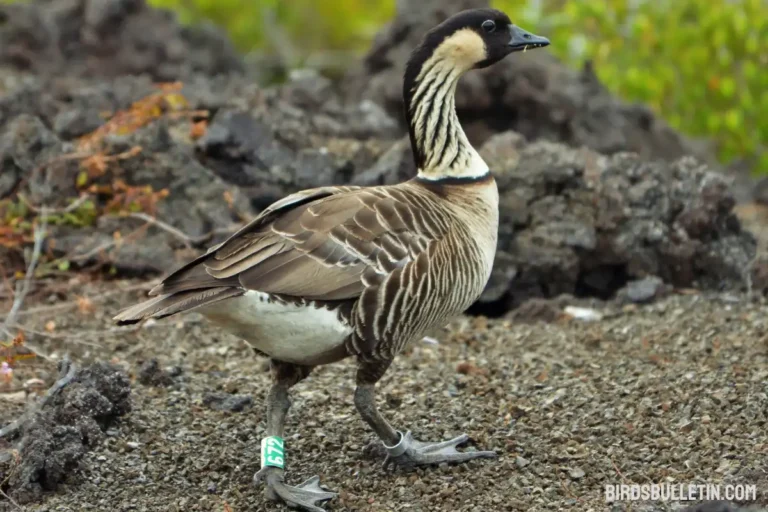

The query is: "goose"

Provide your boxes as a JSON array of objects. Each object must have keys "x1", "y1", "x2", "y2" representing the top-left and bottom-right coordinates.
[{"x1": 114, "y1": 8, "x2": 549, "y2": 511}]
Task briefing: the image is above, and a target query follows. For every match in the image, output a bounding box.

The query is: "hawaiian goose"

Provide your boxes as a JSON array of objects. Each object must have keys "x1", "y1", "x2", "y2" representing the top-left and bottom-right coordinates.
[{"x1": 115, "y1": 8, "x2": 549, "y2": 511}]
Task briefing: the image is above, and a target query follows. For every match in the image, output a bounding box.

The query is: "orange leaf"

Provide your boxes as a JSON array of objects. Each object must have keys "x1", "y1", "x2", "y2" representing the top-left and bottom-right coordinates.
[
  {"x1": 82, "y1": 154, "x2": 108, "y2": 177},
  {"x1": 223, "y1": 190, "x2": 234, "y2": 209},
  {"x1": 190, "y1": 120, "x2": 208, "y2": 139},
  {"x1": 77, "y1": 296, "x2": 95, "y2": 315}
]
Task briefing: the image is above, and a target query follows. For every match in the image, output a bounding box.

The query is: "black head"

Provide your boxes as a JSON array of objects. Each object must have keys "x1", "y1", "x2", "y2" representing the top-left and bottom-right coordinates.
[
  {"x1": 472, "y1": 8, "x2": 551, "y2": 68},
  {"x1": 406, "y1": 9, "x2": 550, "y2": 79}
]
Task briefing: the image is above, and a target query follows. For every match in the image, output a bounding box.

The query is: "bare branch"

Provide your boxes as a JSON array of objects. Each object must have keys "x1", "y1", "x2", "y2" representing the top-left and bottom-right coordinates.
[
  {"x1": 5, "y1": 323, "x2": 147, "y2": 347},
  {"x1": 2, "y1": 212, "x2": 48, "y2": 338},
  {"x1": 117, "y1": 213, "x2": 238, "y2": 247},
  {"x1": 30, "y1": 151, "x2": 92, "y2": 178},
  {"x1": 0, "y1": 487, "x2": 23, "y2": 511},
  {"x1": 122, "y1": 212, "x2": 196, "y2": 248},
  {"x1": 55, "y1": 221, "x2": 153, "y2": 267},
  {"x1": 0, "y1": 282, "x2": 157, "y2": 321},
  {"x1": 16, "y1": 193, "x2": 91, "y2": 215},
  {"x1": 43, "y1": 358, "x2": 77, "y2": 404}
]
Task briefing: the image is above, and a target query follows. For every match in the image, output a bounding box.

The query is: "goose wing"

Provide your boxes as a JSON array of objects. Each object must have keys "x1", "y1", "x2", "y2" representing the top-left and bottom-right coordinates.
[{"x1": 150, "y1": 184, "x2": 439, "y2": 301}]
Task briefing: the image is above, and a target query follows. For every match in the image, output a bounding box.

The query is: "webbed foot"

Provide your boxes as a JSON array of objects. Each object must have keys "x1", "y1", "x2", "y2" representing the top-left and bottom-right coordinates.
[
  {"x1": 383, "y1": 430, "x2": 497, "y2": 470},
  {"x1": 254, "y1": 467, "x2": 336, "y2": 511}
]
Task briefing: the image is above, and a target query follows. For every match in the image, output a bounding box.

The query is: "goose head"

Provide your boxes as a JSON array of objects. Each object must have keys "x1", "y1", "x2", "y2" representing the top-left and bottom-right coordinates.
[
  {"x1": 403, "y1": 9, "x2": 549, "y2": 180},
  {"x1": 406, "y1": 9, "x2": 550, "y2": 79}
]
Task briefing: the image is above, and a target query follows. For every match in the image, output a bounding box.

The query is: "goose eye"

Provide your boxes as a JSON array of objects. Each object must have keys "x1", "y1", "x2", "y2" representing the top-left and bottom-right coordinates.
[{"x1": 481, "y1": 20, "x2": 496, "y2": 33}]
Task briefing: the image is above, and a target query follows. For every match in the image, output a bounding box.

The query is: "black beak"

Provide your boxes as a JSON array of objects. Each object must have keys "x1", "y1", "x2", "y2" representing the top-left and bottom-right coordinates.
[{"x1": 508, "y1": 25, "x2": 550, "y2": 51}]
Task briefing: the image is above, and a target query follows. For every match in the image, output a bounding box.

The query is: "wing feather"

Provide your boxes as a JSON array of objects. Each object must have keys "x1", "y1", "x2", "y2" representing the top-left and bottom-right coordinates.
[{"x1": 150, "y1": 184, "x2": 444, "y2": 303}]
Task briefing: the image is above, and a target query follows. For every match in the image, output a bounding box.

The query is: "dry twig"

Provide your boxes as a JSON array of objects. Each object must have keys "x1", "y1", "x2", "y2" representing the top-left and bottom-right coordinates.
[
  {"x1": 117, "y1": 212, "x2": 239, "y2": 247},
  {"x1": 556, "y1": 469, "x2": 582, "y2": 502},
  {"x1": 47, "y1": 221, "x2": 154, "y2": 270},
  {"x1": 16, "y1": 193, "x2": 91, "y2": 215},
  {"x1": 0, "y1": 282, "x2": 157, "y2": 321},
  {"x1": 611, "y1": 457, "x2": 628, "y2": 484},
  {"x1": 4, "y1": 323, "x2": 147, "y2": 347},
  {"x1": 0, "y1": 487, "x2": 23, "y2": 511},
  {"x1": 1, "y1": 213, "x2": 48, "y2": 339},
  {"x1": 122, "y1": 212, "x2": 198, "y2": 249},
  {"x1": 28, "y1": 152, "x2": 93, "y2": 183}
]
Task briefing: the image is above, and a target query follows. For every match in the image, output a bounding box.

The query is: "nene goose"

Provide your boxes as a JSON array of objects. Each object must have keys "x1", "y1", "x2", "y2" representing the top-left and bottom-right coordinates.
[{"x1": 115, "y1": 8, "x2": 549, "y2": 511}]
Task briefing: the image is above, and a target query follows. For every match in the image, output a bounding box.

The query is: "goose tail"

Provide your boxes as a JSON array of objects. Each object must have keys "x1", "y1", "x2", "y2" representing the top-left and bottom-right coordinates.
[{"x1": 113, "y1": 287, "x2": 244, "y2": 326}]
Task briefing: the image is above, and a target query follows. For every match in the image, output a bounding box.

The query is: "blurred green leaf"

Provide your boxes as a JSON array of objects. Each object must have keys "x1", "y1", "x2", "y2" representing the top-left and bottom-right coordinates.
[
  {"x1": 76, "y1": 171, "x2": 89, "y2": 188},
  {"x1": 720, "y1": 77, "x2": 736, "y2": 99},
  {"x1": 724, "y1": 109, "x2": 742, "y2": 131},
  {"x1": 497, "y1": 0, "x2": 767, "y2": 174}
]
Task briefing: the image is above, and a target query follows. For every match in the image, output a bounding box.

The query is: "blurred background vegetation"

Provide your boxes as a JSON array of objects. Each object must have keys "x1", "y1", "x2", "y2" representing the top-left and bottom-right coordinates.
[
  {"x1": 5, "y1": 0, "x2": 765, "y2": 172},
  {"x1": 503, "y1": 0, "x2": 768, "y2": 173},
  {"x1": 147, "y1": 0, "x2": 768, "y2": 173}
]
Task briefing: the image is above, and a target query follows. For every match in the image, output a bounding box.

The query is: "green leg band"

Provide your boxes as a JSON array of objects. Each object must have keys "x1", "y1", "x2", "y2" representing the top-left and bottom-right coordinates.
[{"x1": 261, "y1": 436, "x2": 285, "y2": 469}]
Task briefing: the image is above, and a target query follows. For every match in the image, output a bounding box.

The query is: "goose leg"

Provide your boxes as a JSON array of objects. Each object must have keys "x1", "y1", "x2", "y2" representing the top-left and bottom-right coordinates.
[
  {"x1": 253, "y1": 361, "x2": 336, "y2": 511},
  {"x1": 354, "y1": 359, "x2": 497, "y2": 470}
]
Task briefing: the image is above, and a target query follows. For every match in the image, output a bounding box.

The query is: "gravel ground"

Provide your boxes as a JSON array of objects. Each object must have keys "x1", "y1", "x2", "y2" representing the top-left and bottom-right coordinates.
[
  {"x1": 2, "y1": 1, "x2": 767, "y2": 510},
  {"x1": 1, "y1": 278, "x2": 767, "y2": 512}
]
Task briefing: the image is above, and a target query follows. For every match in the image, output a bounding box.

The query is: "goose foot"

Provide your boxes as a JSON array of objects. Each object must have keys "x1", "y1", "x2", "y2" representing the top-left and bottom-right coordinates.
[
  {"x1": 254, "y1": 467, "x2": 336, "y2": 512},
  {"x1": 382, "y1": 430, "x2": 497, "y2": 470}
]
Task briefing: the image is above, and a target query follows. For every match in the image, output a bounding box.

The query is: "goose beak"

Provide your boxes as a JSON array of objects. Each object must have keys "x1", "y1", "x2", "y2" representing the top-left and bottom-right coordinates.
[{"x1": 508, "y1": 25, "x2": 550, "y2": 52}]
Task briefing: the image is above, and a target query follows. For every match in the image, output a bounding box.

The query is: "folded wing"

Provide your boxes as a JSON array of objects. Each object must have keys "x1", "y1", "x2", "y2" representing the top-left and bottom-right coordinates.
[{"x1": 127, "y1": 184, "x2": 438, "y2": 319}]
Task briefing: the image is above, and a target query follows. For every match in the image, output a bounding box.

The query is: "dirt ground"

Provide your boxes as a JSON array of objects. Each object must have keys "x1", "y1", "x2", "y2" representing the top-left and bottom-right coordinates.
[{"x1": 1, "y1": 273, "x2": 767, "y2": 512}]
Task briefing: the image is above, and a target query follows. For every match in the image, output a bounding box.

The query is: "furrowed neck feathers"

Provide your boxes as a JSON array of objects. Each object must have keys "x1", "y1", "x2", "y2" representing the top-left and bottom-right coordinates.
[{"x1": 403, "y1": 28, "x2": 489, "y2": 182}]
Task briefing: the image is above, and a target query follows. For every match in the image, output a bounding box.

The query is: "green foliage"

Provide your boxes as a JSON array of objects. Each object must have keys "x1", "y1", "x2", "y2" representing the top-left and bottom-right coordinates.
[
  {"x1": 0, "y1": 196, "x2": 98, "y2": 254},
  {"x1": 43, "y1": 199, "x2": 99, "y2": 227},
  {"x1": 1, "y1": 196, "x2": 98, "y2": 230},
  {"x1": 496, "y1": 0, "x2": 768, "y2": 173},
  {"x1": 147, "y1": 0, "x2": 394, "y2": 55}
]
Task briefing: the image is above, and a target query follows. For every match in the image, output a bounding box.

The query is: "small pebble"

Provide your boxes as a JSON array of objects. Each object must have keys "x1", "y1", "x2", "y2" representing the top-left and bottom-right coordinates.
[
  {"x1": 202, "y1": 392, "x2": 254, "y2": 412},
  {"x1": 137, "y1": 359, "x2": 175, "y2": 387},
  {"x1": 564, "y1": 306, "x2": 603, "y2": 322},
  {"x1": 625, "y1": 276, "x2": 664, "y2": 304}
]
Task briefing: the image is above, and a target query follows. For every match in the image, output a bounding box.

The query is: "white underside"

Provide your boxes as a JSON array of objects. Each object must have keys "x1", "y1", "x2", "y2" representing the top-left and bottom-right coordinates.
[{"x1": 197, "y1": 291, "x2": 352, "y2": 364}]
